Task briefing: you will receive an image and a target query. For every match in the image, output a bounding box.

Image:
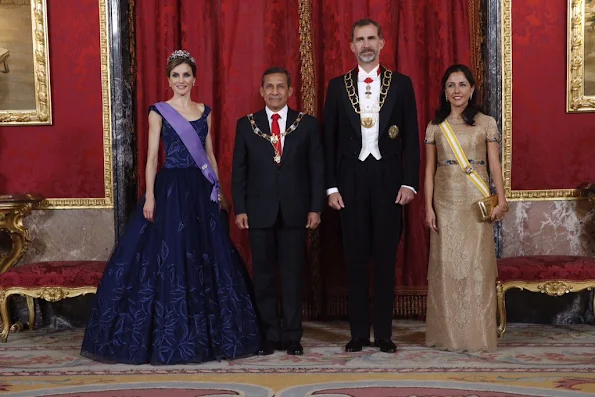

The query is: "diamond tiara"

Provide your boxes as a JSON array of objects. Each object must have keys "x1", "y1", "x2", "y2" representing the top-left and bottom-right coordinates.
[{"x1": 167, "y1": 49, "x2": 196, "y2": 65}]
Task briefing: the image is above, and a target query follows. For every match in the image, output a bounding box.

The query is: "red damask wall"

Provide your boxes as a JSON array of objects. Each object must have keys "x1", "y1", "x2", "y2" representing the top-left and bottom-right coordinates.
[
  {"x1": 512, "y1": 0, "x2": 595, "y2": 190},
  {"x1": 0, "y1": 0, "x2": 105, "y2": 198}
]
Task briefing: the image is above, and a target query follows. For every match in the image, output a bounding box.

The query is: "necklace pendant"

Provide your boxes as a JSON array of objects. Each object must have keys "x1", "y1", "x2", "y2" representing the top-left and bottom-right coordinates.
[{"x1": 361, "y1": 117, "x2": 375, "y2": 128}]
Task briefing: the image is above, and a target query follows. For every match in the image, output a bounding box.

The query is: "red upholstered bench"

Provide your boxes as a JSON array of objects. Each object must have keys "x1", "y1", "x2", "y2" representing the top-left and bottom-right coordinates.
[
  {"x1": 0, "y1": 260, "x2": 106, "y2": 342},
  {"x1": 496, "y1": 255, "x2": 595, "y2": 337}
]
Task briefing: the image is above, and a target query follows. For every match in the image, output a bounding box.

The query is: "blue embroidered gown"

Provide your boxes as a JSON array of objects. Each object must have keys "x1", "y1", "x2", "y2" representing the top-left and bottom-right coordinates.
[{"x1": 81, "y1": 104, "x2": 260, "y2": 365}]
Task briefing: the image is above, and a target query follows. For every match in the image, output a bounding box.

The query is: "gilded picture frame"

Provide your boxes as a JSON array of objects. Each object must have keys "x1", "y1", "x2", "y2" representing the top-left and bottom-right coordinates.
[
  {"x1": 501, "y1": 0, "x2": 583, "y2": 201},
  {"x1": 0, "y1": 0, "x2": 52, "y2": 125},
  {"x1": 567, "y1": 0, "x2": 595, "y2": 112}
]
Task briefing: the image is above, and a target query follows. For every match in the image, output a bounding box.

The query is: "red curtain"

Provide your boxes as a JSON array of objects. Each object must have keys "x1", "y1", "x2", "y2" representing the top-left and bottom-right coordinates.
[{"x1": 135, "y1": 0, "x2": 472, "y2": 317}]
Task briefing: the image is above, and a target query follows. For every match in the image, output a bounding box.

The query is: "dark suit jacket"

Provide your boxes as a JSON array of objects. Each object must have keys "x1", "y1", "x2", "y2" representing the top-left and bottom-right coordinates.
[
  {"x1": 323, "y1": 66, "x2": 420, "y2": 195},
  {"x1": 231, "y1": 108, "x2": 325, "y2": 229}
]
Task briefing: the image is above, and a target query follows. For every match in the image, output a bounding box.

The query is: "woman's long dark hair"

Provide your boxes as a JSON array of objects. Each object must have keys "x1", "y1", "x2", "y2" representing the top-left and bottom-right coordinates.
[{"x1": 431, "y1": 64, "x2": 482, "y2": 126}]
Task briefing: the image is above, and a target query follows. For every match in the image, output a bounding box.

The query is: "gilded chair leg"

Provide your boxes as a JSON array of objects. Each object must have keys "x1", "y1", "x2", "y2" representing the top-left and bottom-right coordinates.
[
  {"x1": 496, "y1": 281, "x2": 507, "y2": 337},
  {"x1": 26, "y1": 296, "x2": 35, "y2": 330},
  {"x1": 0, "y1": 290, "x2": 11, "y2": 343}
]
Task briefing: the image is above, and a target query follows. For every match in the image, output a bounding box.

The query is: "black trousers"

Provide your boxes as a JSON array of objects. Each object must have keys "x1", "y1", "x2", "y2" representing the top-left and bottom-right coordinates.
[
  {"x1": 338, "y1": 155, "x2": 403, "y2": 339},
  {"x1": 249, "y1": 210, "x2": 306, "y2": 343}
]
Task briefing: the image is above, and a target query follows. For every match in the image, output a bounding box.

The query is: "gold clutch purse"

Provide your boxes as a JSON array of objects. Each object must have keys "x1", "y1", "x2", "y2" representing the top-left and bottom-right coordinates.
[{"x1": 476, "y1": 194, "x2": 498, "y2": 222}]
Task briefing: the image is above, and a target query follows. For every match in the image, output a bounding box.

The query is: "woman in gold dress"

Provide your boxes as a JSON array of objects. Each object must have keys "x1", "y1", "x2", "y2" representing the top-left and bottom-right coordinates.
[{"x1": 424, "y1": 64, "x2": 508, "y2": 352}]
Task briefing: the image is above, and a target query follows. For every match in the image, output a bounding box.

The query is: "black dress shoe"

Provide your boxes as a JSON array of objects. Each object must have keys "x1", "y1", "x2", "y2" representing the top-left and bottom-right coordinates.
[
  {"x1": 257, "y1": 340, "x2": 280, "y2": 355},
  {"x1": 345, "y1": 338, "x2": 371, "y2": 352},
  {"x1": 285, "y1": 341, "x2": 303, "y2": 355},
  {"x1": 374, "y1": 338, "x2": 397, "y2": 353}
]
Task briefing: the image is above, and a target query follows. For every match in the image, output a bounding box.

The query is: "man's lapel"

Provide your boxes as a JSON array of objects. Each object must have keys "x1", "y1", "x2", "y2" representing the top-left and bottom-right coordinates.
[
  {"x1": 280, "y1": 108, "x2": 299, "y2": 165},
  {"x1": 378, "y1": 65, "x2": 395, "y2": 138},
  {"x1": 341, "y1": 67, "x2": 362, "y2": 137},
  {"x1": 253, "y1": 109, "x2": 271, "y2": 136}
]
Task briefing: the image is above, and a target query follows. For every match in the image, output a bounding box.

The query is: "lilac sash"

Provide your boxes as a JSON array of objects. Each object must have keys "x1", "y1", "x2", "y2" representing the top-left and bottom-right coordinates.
[{"x1": 154, "y1": 102, "x2": 220, "y2": 202}]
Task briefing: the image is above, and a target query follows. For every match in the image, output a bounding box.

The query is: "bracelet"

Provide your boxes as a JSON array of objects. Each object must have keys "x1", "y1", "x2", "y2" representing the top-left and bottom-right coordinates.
[{"x1": 497, "y1": 203, "x2": 509, "y2": 213}]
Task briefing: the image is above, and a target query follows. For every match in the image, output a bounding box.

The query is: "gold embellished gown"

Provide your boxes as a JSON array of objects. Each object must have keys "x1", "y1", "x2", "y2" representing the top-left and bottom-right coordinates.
[{"x1": 424, "y1": 113, "x2": 499, "y2": 352}]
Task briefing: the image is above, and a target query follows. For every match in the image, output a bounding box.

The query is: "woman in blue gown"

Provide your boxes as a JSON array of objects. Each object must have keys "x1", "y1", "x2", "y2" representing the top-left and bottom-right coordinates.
[{"x1": 80, "y1": 50, "x2": 260, "y2": 365}]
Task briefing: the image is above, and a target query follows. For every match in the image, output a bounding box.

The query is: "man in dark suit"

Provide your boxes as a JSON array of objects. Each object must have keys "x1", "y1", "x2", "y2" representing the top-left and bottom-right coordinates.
[
  {"x1": 323, "y1": 19, "x2": 420, "y2": 353},
  {"x1": 232, "y1": 67, "x2": 324, "y2": 356}
]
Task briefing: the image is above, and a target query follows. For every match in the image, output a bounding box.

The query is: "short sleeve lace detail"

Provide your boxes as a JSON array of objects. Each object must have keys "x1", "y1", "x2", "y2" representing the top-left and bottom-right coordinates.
[
  {"x1": 424, "y1": 123, "x2": 437, "y2": 144},
  {"x1": 485, "y1": 115, "x2": 500, "y2": 143}
]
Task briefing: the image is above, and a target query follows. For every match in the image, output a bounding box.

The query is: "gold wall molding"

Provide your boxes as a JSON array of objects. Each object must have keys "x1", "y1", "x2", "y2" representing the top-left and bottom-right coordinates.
[
  {"x1": 567, "y1": 0, "x2": 595, "y2": 112},
  {"x1": 0, "y1": 0, "x2": 52, "y2": 125},
  {"x1": 42, "y1": 0, "x2": 113, "y2": 209},
  {"x1": 501, "y1": 0, "x2": 583, "y2": 201}
]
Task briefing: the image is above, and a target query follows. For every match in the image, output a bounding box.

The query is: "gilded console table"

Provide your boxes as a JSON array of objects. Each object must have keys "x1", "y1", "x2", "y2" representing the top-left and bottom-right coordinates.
[{"x1": 0, "y1": 194, "x2": 43, "y2": 274}]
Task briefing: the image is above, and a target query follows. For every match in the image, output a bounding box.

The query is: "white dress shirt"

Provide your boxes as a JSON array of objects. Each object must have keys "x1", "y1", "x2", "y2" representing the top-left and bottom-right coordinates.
[
  {"x1": 357, "y1": 65, "x2": 382, "y2": 161},
  {"x1": 326, "y1": 66, "x2": 416, "y2": 196},
  {"x1": 265, "y1": 105, "x2": 288, "y2": 149}
]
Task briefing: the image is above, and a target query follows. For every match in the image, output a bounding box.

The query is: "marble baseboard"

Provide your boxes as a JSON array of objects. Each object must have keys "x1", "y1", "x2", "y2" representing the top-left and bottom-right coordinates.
[
  {"x1": 19, "y1": 209, "x2": 114, "y2": 265},
  {"x1": 502, "y1": 200, "x2": 595, "y2": 257}
]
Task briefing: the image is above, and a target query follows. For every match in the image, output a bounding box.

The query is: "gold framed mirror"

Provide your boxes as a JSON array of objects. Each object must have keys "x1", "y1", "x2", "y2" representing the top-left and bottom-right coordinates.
[
  {"x1": 567, "y1": 0, "x2": 595, "y2": 113},
  {"x1": 0, "y1": 0, "x2": 51, "y2": 125}
]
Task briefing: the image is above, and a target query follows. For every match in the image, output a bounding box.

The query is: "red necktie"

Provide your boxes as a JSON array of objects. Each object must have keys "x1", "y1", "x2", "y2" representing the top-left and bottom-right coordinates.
[{"x1": 271, "y1": 113, "x2": 282, "y2": 161}]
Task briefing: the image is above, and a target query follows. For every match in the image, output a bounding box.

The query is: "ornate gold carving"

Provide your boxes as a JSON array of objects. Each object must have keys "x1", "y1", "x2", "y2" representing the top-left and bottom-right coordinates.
[
  {"x1": 40, "y1": 0, "x2": 113, "y2": 209},
  {"x1": 0, "y1": 286, "x2": 97, "y2": 342},
  {"x1": 0, "y1": 0, "x2": 52, "y2": 125},
  {"x1": 501, "y1": 0, "x2": 583, "y2": 201},
  {"x1": 538, "y1": 280, "x2": 573, "y2": 296},
  {"x1": 567, "y1": 0, "x2": 595, "y2": 112},
  {"x1": 496, "y1": 279, "x2": 595, "y2": 337},
  {"x1": 40, "y1": 287, "x2": 68, "y2": 301},
  {"x1": 0, "y1": 194, "x2": 43, "y2": 274}
]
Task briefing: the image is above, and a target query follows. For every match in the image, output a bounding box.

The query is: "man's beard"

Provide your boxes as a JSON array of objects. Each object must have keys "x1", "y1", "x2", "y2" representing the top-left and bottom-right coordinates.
[{"x1": 358, "y1": 50, "x2": 377, "y2": 63}]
